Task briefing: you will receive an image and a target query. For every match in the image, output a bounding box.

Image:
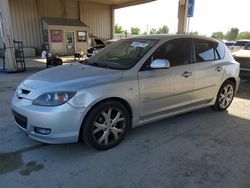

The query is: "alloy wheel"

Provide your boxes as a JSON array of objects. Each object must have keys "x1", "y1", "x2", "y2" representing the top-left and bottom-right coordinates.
[
  {"x1": 92, "y1": 108, "x2": 126, "y2": 146},
  {"x1": 218, "y1": 84, "x2": 234, "y2": 109}
]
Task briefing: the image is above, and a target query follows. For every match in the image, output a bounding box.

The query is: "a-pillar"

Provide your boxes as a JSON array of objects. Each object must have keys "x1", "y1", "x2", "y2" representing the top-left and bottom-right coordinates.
[
  {"x1": 177, "y1": 0, "x2": 188, "y2": 34},
  {"x1": 0, "y1": 0, "x2": 16, "y2": 70}
]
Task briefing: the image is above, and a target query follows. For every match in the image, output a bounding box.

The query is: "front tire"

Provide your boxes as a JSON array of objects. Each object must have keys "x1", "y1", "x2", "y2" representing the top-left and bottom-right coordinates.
[
  {"x1": 213, "y1": 80, "x2": 235, "y2": 111},
  {"x1": 82, "y1": 100, "x2": 130, "y2": 150}
]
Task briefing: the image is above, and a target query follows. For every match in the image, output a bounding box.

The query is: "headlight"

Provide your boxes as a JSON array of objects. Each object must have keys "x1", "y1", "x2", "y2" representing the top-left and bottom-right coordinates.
[{"x1": 32, "y1": 92, "x2": 76, "y2": 106}]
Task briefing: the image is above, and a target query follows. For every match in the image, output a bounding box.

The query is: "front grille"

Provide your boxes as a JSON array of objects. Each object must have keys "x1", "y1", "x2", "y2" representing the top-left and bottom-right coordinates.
[{"x1": 12, "y1": 110, "x2": 27, "y2": 129}]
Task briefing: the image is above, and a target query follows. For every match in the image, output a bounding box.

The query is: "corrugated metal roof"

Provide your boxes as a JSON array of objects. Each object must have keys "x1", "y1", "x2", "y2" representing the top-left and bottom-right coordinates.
[{"x1": 43, "y1": 17, "x2": 88, "y2": 27}]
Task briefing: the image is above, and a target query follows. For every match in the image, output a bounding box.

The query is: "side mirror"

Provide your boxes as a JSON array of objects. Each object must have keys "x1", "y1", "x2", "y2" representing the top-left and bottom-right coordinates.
[{"x1": 150, "y1": 59, "x2": 170, "y2": 69}]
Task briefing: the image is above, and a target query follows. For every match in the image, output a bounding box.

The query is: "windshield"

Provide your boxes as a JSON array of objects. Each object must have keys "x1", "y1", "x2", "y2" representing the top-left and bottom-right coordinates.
[{"x1": 87, "y1": 38, "x2": 158, "y2": 70}]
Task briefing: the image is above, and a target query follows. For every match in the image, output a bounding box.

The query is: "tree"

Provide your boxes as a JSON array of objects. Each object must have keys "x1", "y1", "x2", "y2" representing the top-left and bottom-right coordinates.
[
  {"x1": 226, "y1": 28, "x2": 239, "y2": 41},
  {"x1": 211, "y1": 32, "x2": 224, "y2": 40},
  {"x1": 131, "y1": 27, "x2": 140, "y2": 35},
  {"x1": 189, "y1": 31, "x2": 199, "y2": 36},
  {"x1": 237, "y1": 32, "x2": 250, "y2": 40},
  {"x1": 150, "y1": 28, "x2": 157, "y2": 34},
  {"x1": 157, "y1": 25, "x2": 169, "y2": 34},
  {"x1": 115, "y1": 24, "x2": 123, "y2": 34}
]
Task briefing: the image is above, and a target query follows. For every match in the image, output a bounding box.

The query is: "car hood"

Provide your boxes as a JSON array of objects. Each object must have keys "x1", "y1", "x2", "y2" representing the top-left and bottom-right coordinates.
[
  {"x1": 20, "y1": 63, "x2": 124, "y2": 99},
  {"x1": 233, "y1": 49, "x2": 250, "y2": 58}
]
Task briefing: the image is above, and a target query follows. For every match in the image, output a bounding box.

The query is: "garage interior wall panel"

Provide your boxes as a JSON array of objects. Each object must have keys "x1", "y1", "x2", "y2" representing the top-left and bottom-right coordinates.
[
  {"x1": 64, "y1": 0, "x2": 79, "y2": 19},
  {"x1": 37, "y1": 0, "x2": 63, "y2": 18},
  {"x1": 9, "y1": 0, "x2": 42, "y2": 49},
  {"x1": 9, "y1": 0, "x2": 112, "y2": 50},
  {"x1": 80, "y1": 1, "x2": 112, "y2": 39}
]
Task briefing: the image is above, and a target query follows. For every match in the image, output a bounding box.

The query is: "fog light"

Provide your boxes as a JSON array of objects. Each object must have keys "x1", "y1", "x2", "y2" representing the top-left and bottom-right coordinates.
[{"x1": 34, "y1": 127, "x2": 51, "y2": 135}]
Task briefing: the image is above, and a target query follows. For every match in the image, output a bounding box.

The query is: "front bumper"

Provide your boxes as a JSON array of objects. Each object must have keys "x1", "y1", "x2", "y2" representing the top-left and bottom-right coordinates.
[{"x1": 11, "y1": 96, "x2": 86, "y2": 144}]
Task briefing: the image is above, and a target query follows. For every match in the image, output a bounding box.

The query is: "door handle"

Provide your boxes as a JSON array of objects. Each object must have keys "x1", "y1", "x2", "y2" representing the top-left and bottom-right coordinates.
[
  {"x1": 215, "y1": 66, "x2": 223, "y2": 72},
  {"x1": 182, "y1": 71, "x2": 192, "y2": 78}
]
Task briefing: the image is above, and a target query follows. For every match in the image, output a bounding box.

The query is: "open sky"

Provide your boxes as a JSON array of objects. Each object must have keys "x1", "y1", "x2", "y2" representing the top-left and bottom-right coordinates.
[{"x1": 115, "y1": 0, "x2": 250, "y2": 36}]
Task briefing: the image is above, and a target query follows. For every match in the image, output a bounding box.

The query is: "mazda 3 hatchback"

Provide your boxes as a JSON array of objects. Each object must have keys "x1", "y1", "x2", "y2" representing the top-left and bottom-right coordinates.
[{"x1": 12, "y1": 35, "x2": 240, "y2": 150}]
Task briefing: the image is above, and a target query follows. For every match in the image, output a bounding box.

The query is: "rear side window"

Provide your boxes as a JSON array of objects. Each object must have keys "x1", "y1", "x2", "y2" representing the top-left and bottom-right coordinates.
[
  {"x1": 194, "y1": 39, "x2": 225, "y2": 62},
  {"x1": 216, "y1": 42, "x2": 225, "y2": 59}
]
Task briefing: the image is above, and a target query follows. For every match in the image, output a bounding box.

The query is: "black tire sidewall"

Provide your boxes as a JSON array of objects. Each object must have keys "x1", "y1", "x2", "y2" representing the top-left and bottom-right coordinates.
[
  {"x1": 214, "y1": 80, "x2": 235, "y2": 111},
  {"x1": 82, "y1": 100, "x2": 130, "y2": 150}
]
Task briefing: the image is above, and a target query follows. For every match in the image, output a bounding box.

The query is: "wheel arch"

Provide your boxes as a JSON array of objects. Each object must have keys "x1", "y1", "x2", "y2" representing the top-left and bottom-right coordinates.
[
  {"x1": 78, "y1": 97, "x2": 133, "y2": 141},
  {"x1": 223, "y1": 77, "x2": 237, "y2": 90}
]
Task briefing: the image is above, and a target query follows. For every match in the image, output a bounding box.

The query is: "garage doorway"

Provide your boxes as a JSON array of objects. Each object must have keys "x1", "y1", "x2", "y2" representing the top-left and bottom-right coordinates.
[{"x1": 65, "y1": 32, "x2": 75, "y2": 55}]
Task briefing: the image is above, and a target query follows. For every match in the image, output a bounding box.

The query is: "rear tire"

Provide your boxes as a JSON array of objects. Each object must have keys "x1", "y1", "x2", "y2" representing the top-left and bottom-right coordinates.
[
  {"x1": 82, "y1": 100, "x2": 130, "y2": 150},
  {"x1": 213, "y1": 80, "x2": 235, "y2": 111}
]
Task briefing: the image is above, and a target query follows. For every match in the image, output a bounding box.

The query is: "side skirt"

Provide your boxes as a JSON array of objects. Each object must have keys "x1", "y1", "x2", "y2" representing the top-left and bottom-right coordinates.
[{"x1": 134, "y1": 99, "x2": 214, "y2": 128}]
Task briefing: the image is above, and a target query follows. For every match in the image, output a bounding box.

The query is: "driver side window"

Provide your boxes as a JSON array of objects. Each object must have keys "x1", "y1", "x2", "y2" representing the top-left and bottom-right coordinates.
[{"x1": 141, "y1": 38, "x2": 190, "y2": 71}]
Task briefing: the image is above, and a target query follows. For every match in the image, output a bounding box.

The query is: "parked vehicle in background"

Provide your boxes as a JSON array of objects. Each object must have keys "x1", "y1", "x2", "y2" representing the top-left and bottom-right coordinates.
[
  {"x1": 230, "y1": 39, "x2": 250, "y2": 53},
  {"x1": 12, "y1": 35, "x2": 240, "y2": 150},
  {"x1": 233, "y1": 42, "x2": 250, "y2": 80},
  {"x1": 224, "y1": 41, "x2": 235, "y2": 50},
  {"x1": 87, "y1": 37, "x2": 106, "y2": 57}
]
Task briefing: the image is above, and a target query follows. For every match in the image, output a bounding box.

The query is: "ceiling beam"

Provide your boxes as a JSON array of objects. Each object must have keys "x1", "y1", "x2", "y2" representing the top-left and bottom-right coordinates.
[{"x1": 114, "y1": 0, "x2": 156, "y2": 9}]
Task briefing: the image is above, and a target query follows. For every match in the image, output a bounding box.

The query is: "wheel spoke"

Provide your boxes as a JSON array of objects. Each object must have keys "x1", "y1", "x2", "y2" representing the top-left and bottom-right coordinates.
[
  {"x1": 101, "y1": 111, "x2": 108, "y2": 121},
  {"x1": 112, "y1": 112, "x2": 125, "y2": 124},
  {"x1": 111, "y1": 127, "x2": 124, "y2": 140},
  {"x1": 112, "y1": 127, "x2": 124, "y2": 134},
  {"x1": 219, "y1": 94, "x2": 225, "y2": 102},
  {"x1": 111, "y1": 129, "x2": 119, "y2": 140},
  {"x1": 107, "y1": 108, "x2": 112, "y2": 119},
  {"x1": 226, "y1": 97, "x2": 232, "y2": 106},
  {"x1": 93, "y1": 122, "x2": 106, "y2": 134},
  {"x1": 227, "y1": 91, "x2": 233, "y2": 96},
  {"x1": 223, "y1": 87, "x2": 228, "y2": 95},
  {"x1": 98, "y1": 131, "x2": 109, "y2": 144},
  {"x1": 222, "y1": 98, "x2": 226, "y2": 108}
]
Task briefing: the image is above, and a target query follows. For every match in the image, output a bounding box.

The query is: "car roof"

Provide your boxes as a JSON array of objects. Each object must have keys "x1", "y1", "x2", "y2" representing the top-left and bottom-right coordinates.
[{"x1": 131, "y1": 34, "x2": 220, "y2": 43}]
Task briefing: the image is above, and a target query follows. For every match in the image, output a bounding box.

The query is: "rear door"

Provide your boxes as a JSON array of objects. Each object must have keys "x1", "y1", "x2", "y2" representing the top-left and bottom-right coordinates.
[{"x1": 192, "y1": 39, "x2": 225, "y2": 103}]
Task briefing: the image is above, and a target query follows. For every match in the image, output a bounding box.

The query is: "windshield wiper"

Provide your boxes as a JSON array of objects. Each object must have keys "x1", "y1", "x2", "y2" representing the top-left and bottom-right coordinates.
[
  {"x1": 86, "y1": 61, "x2": 126, "y2": 70},
  {"x1": 79, "y1": 59, "x2": 88, "y2": 64},
  {"x1": 88, "y1": 62, "x2": 107, "y2": 68},
  {"x1": 87, "y1": 62, "x2": 114, "y2": 69}
]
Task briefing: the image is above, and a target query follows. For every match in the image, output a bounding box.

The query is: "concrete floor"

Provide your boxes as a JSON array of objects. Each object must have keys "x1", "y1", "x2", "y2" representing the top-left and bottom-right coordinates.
[{"x1": 0, "y1": 60, "x2": 250, "y2": 188}]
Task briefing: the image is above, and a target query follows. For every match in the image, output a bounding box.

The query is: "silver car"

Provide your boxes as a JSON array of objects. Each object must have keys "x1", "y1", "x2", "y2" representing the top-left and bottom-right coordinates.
[{"x1": 12, "y1": 35, "x2": 240, "y2": 150}]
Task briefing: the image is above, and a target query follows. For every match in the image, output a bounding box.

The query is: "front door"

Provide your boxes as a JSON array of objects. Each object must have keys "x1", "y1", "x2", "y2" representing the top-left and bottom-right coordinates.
[
  {"x1": 138, "y1": 38, "x2": 194, "y2": 121},
  {"x1": 65, "y1": 32, "x2": 75, "y2": 55}
]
